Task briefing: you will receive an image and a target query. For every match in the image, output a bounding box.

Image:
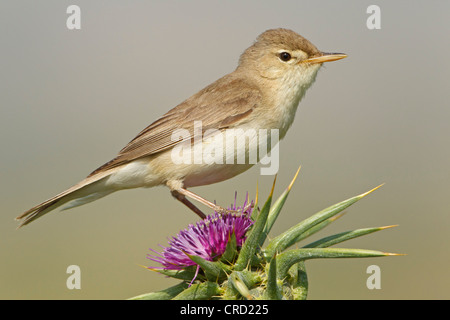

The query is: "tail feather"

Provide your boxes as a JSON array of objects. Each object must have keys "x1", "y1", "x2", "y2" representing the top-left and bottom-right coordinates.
[
  {"x1": 16, "y1": 171, "x2": 113, "y2": 228},
  {"x1": 16, "y1": 193, "x2": 75, "y2": 227},
  {"x1": 61, "y1": 191, "x2": 114, "y2": 211}
]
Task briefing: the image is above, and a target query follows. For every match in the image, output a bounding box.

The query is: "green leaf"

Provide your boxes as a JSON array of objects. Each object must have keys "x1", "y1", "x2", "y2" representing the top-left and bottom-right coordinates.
[
  {"x1": 229, "y1": 272, "x2": 253, "y2": 300},
  {"x1": 276, "y1": 248, "x2": 398, "y2": 280},
  {"x1": 234, "y1": 177, "x2": 275, "y2": 271},
  {"x1": 251, "y1": 182, "x2": 259, "y2": 221},
  {"x1": 224, "y1": 270, "x2": 262, "y2": 299},
  {"x1": 264, "y1": 185, "x2": 383, "y2": 259},
  {"x1": 128, "y1": 282, "x2": 189, "y2": 300},
  {"x1": 146, "y1": 265, "x2": 202, "y2": 282},
  {"x1": 172, "y1": 281, "x2": 221, "y2": 300},
  {"x1": 292, "y1": 212, "x2": 346, "y2": 244},
  {"x1": 263, "y1": 253, "x2": 282, "y2": 300},
  {"x1": 263, "y1": 166, "x2": 301, "y2": 241},
  {"x1": 220, "y1": 232, "x2": 237, "y2": 264},
  {"x1": 303, "y1": 225, "x2": 398, "y2": 248},
  {"x1": 291, "y1": 261, "x2": 308, "y2": 300},
  {"x1": 186, "y1": 254, "x2": 231, "y2": 282}
]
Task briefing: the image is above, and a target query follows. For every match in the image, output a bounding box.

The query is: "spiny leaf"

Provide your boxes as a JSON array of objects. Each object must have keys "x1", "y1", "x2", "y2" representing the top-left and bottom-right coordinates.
[
  {"x1": 264, "y1": 185, "x2": 384, "y2": 259},
  {"x1": 252, "y1": 181, "x2": 259, "y2": 221},
  {"x1": 185, "y1": 254, "x2": 231, "y2": 282},
  {"x1": 264, "y1": 253, "x2": 282, "y2": 300},
  {"x1": 229, "y1": 272, "x2": 253, "y2": 300},
  {"x1": 262, "y1": 166, "x2": 301, "y2": 244},
  {"x1": 303, "y1": 225, "x2": 398, "y2": 248},
  {"x1": 291, "y1": 261, "x2": 308, "y2": 300},
  {"x1": 234, "y1": 176, "x2": 276, "y2": 271},
  {"x1": 276, "y1": 248, "x2": 400, "y2": 280},
  {"x1": 292, "y1": 212, "x2": 346, "y2": 245},
  {"x1": 224, "y1": 270, "x2": 262, "y2": 299},
  {"x1": 128, "y1": 282, "x2": 189, "y2": 300},
  {"x1": 145, "y1": 265, "x2": 202, "y2": 282},
  {"x1": 172, "y1": 281, "x2": 221, "y2": 300},
  {"x1": 220, "y1": 231, "x2": 237, "y2": 264}
]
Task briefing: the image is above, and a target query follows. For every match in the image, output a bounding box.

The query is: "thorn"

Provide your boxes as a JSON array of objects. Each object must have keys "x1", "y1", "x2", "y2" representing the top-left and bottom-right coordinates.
[
  {"x1": 384, "y1": 252, "x2": 407, "y2": 256},
  {"x1": 141, "y1": 265, "x2": 160, "y2": 272},
  {"x1": 358, "y1": 183, "x2": 385, "y2": 198},
  {"x1": 269, "y1": 175, "x2": 277, "y2": 198},
  {"x1": 329, "y1": 211, "x2": 347, "y2": 221},
  {"x1": 230, "y1": 273, "x2": 253, "y2": 300},
  {"x1": 379, "y1": 224, "x2": 399, "y2": 230},
  {"x1": 254, "y1": 181, "x2": 259, "y2": 208},
  {"x1": 287, "y1": 165, "x2": 302, "y2": 191}
]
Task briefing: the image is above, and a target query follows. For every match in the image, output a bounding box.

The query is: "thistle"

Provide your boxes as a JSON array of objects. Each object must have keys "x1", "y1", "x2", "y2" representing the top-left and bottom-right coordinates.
[{"x1": 130, "y1": 167, "x2": 401, "y2": 300}]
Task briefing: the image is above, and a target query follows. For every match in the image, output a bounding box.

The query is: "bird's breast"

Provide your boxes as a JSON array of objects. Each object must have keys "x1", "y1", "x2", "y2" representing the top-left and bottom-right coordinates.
[{"x1": 271, "y1": 65, "x2": 321, "y2": 138}]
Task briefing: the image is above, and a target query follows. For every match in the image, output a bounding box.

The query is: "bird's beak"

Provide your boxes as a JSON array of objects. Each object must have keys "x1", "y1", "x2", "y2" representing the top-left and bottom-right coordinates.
[{"x1": 302, "y1": 52, "x2": 347, "y2": 64}]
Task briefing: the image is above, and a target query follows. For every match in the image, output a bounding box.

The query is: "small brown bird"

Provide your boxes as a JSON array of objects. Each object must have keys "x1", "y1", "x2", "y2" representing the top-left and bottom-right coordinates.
[{"x1": 16, "y1": 28, "x2": 346, "y2": 227}]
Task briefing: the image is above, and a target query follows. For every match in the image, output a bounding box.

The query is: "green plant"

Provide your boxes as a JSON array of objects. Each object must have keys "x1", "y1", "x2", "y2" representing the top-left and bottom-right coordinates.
[{"x1": 130, "y1": 167, "x2": 400, "y2": 300}]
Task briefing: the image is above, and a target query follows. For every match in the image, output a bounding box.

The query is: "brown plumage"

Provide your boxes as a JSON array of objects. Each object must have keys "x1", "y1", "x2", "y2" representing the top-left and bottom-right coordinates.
[
  {"x1": 89, "y1": 75, "x2": 262, "y2": 177},
  {"x1": 16, "y1": 28, "x2": 346, "y2": 227}
]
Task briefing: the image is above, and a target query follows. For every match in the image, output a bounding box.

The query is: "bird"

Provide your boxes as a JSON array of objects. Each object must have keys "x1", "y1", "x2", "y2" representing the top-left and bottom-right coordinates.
[{"x1": 16, "y1": 28, "x2": 346, "y2": 227}]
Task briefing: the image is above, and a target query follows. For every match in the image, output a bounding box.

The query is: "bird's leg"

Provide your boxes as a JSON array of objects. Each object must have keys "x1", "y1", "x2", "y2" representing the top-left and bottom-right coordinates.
[
  {"x1": 174, "y1": 187, "x2": 226, "y2": 212},
  {"x1": 170, "y1": 190, "x2": 207, "y2": 220},
  {"x1": 172, "y1": 188, "x2": 240, "y2": 216}
]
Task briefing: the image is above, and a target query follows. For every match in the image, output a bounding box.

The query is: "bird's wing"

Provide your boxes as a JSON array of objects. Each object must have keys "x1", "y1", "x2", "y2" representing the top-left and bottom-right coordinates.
[{"x1": 88, "y1": 75, "x2": 261, "y2": 177}]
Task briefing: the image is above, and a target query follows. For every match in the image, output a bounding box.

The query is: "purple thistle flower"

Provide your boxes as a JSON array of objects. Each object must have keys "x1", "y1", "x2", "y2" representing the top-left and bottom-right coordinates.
[{"x1": 147, "y1": 194, "x2": 254, "y2": 271}]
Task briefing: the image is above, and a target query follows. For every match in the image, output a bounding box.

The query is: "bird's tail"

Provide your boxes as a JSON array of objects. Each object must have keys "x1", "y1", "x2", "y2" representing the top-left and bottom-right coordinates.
[{"x1": 16, "y1": 171, "x2": 113, "y2": 228}]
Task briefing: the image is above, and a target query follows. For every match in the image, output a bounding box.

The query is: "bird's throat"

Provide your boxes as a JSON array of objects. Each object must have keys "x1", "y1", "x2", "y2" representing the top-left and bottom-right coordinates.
[{"x1": 275, "y1": 65, "x2": 321, "y2": 138}]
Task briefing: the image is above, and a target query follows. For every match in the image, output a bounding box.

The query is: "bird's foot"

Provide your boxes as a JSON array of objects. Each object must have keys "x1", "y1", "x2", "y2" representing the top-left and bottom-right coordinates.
[{"x1": 213, "y1": 201, "x2": 254, "y2": 216}]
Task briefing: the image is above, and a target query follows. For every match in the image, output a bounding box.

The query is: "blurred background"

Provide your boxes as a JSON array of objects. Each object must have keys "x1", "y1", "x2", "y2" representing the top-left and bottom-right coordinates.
[{"x1": 1, "y1": 0, "x2": 449, "y2": 299}]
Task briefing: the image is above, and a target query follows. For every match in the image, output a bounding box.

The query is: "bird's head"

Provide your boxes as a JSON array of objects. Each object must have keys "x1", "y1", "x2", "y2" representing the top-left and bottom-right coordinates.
[{"x1": 238, "y1": 28, "x2": 346, "y2": 90}]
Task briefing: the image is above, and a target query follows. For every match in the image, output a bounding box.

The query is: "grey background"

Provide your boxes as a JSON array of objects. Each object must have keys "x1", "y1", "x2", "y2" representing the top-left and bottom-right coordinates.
[{"x1": 1, "y1": 1, "x2": 449, "y2": 299}]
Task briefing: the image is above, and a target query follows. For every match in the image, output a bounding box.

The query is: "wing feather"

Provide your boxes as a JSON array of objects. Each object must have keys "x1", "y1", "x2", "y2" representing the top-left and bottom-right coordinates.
[{"x1": 88, "y1": 74, "x2": 261, "y2": 177}]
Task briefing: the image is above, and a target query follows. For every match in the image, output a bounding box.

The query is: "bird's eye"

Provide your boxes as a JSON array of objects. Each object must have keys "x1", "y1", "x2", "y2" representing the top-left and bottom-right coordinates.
[{"x1": 279, "y1": 52, "x2": 292, "y2": 62}]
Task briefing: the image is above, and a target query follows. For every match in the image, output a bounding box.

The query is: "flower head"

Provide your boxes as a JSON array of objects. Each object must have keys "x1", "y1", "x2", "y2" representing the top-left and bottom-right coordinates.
[{"x1": 147, "y1": 194, "x2": 254, "y2": 271}]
